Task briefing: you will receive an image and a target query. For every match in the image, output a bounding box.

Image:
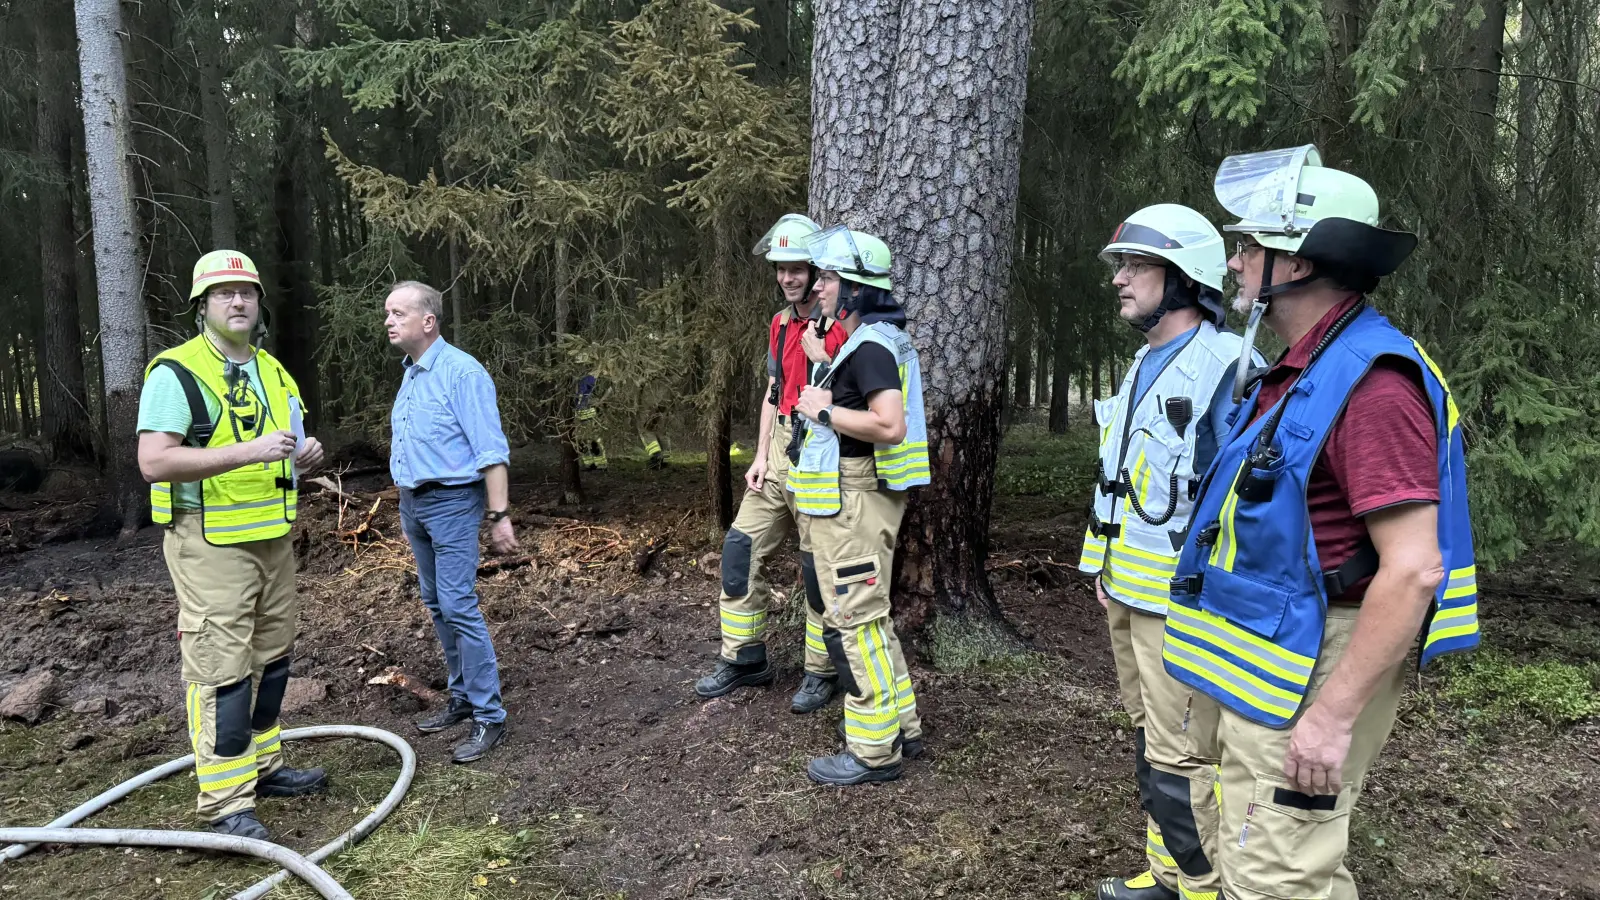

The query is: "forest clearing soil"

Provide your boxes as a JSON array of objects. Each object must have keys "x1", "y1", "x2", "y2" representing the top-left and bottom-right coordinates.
[{"x1": 0, "y1": 462, "x2": 1596, "y2": 899}]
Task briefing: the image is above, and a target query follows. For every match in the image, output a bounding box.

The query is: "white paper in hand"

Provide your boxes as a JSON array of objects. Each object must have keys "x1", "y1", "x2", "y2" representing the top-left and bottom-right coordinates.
[{"x1": 289, "y1": 397, "x2": 305, "y2": 480}]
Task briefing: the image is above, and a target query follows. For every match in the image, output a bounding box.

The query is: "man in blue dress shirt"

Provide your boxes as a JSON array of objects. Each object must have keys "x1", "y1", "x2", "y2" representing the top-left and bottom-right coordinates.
[{"x1": 385, "y1": 280, "x2": 519, "y2": 763}]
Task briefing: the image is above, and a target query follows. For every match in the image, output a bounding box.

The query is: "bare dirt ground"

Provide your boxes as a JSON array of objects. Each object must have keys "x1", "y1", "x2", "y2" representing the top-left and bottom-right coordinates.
[{"x1": 0, "y1": 431, "x2": 1597, "y2": 900}]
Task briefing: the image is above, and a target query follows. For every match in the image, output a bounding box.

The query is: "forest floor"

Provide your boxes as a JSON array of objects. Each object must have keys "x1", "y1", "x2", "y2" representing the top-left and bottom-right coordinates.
[{"x1": 0, "y1": 425, "x2": 1597, "y2": 900}]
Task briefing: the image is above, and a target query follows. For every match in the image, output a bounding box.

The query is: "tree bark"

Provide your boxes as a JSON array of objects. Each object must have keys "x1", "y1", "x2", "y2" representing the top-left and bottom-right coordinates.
[
  {"x1": 706, "y1": 222, "x2": 736, "y2": 532},
  {"x1": 811, "y1": 0, "x2": 1036, "y2": 639},
  {"x1": 1034, "y1": 299, "x2": 1051, "y2": 410},
  {"x1": 1513, "y1": 0, "x2": 1540, "y2": 209},
  {"x1": 37, "y1": 0, "x2": 97, "y2": 463},
  {"x1": 76, "y1": 0, "x2": 150, "y2": 533},
  {"x1": 196, "y1": 0, "x2": 237, "y2": 247}
]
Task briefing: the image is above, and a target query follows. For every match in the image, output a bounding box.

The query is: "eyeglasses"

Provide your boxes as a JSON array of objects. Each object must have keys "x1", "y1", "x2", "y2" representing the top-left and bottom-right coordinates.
[
  {"x1": 209, "y1": 288, "x2": 260, "y2": 303},
  {"x1": 1115, "y1": 258, "x2": 1165, "y2": 277},
  {"x1": 1234, "y1": 240, "x2": 1265, "y2": 260}
]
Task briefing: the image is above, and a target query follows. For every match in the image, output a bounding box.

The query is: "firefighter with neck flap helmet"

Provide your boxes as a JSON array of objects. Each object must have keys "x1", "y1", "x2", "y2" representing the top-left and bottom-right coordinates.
[
  {"x1": 694, "y1": 213, "x2": 850, "y2": 714},
  {"x1": 1081, "y1": 204, "x2": 1259, "y2": 900},
  {"x1": 135, "y1": 250, "x2": 330, "y2": 842},
  {"x1": 789, "y1": 226, "x2": 929, "y2": 786},
  {"x1": 1161, "y1": 147, "x2": 1480, "y2": 899}
]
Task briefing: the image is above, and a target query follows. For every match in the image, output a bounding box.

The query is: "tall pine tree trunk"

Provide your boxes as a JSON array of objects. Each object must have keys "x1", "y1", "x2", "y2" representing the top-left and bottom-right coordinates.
[
  {"x1": 706, "y1": 222, "x2": 735, "y2": 532},
  {"x1": 38, "y1": 0, "x2": 96, "y2": 463},
  {"x1": 196, "y1": 0, "x2": 236, "y2": 247},
  {"x1": 553, "y1": 237, "x2": 583, "y2": 505},
  {"x1": 270, "y1": 12, "x2": 321, "y2": 412},
  {"x1": 1048, "y1": 286, "x2": 1072, "y2": 433},
  {"x1": 812, "y1": 0, "x2": 1036, "y2": 639},
  {"x1": 1013, "y1": 306, "x2": 1033, "y2": 409},
  {"x1": 1034, "y1": 301, "x2": 1051, "y2": 410},
  {"x1": 76, "y1": 0, "x2": 149, "y2": 533},
  {"x1": 1514, "y1": 0, "x2": 1540, "y2": 209}
]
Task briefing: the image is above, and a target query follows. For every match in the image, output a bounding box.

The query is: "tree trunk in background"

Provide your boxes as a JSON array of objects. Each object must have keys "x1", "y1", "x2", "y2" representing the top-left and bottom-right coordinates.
[
  {"x1": 270, "y1": 11, "x2": 321, "y2": 414},
  {"x1": 37, "y1": 0, "x2": 97, "y2": 463},
  {"x1": 554, "y1": 237, "x2": 584, "y2": 505},
  {"x1": 1048, "y1": 289, "x2": 1072, "y2": 433},
  {"x1": 706, "y1": 223, "x2": 735, "y2": 532},
  {"x1": 1316, "y1": 0, "x2": 1362, "y2": 163},
  {"x1": 1034, "y1": 301, "x2": 1051, "y2": 410},
  {"x1": 1514, "y1": 0, "x2": 1540, "y2": 209},
  {"x1": 1012, "y1": 305, "x2": 1033, "y2": 409},
  {"x1": 196, "y1": 0, "x2": 237, "y2": 247},
  {"x1": 76, "y1": 0, "x2": 150, "y2": 533},
  {"x1": 812, "y1": 0, "x2": 1036, "y2": 640}
]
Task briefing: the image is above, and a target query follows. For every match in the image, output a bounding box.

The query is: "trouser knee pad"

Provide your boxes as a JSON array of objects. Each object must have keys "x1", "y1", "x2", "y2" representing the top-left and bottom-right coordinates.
[
  {"x1": 1149, "y1": 768, "x2": 1214, "y2": 877},
  {"x1": 214, "y1": 677, "x2": 254, "y2": 757},
  {"x1": 252, "y1": 655, "x2": 291, "y2": 730},
  {"x1": 799, "y1": 551, "x2": 823, "y2": 614},
  {"x1": 821, "y1": 627, "x2": 860, "y2": 697},
  {"x1": 721, "y1": 528, "x2": 754, "y2": 598}
]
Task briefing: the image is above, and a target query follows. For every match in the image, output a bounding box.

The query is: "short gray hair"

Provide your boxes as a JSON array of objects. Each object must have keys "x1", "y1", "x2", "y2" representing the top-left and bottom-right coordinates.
[{"x1": 391, "y1": 280, "x2": 443, "y2": 320}]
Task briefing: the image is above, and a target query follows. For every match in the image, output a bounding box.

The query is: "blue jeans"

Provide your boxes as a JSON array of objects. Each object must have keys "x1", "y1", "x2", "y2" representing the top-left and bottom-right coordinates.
[{"x1": 399, "y1": 482, "x2": 505, "y2": 724}]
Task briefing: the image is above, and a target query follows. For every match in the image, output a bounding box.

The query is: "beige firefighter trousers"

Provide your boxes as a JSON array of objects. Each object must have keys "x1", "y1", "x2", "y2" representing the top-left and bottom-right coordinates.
[
  {"x1": 796, "y1": 459, "x2": 922, "y2": 768},
  {"x1": 164, "y1": 513, "x2": 298, "y2": 822},
  {"x1": 717, "y1": 414, "x2": 832, "y2": 675},
  {"x1": 1108, "y1": 596, "x2": 1223, "y2": 900},
  {"x1": 1214, "y1": 604, "x2": 1406, "y2": 900}
]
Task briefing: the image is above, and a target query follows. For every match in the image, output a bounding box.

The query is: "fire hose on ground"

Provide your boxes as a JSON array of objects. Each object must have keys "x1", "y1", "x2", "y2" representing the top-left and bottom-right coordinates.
[{"x1": 0, "y1": 725, "x2": 418, "y2": 900}]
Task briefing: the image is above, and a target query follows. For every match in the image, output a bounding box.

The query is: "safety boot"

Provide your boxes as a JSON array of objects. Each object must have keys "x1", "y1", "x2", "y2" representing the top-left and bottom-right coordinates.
[
  {"x1": 210, "y1": 810, "x2": 270, "y2": 841},
  {"x1": 693, "y1": 659, "x2": 774, "y2": 699},
  {"x1": 647, "y1": 451, "x2": 668, "y2": 471},
  {"x1": 1097, "y1": 872, "x2": 1179, "y2": 900},
  {"x1": 806, "y1": 751, "x2": 901, "y2": 786},
  {"x1": 416, "y1": 696, "x2": 474, "y2": 733},
  {"x1": 790, "y1": 672, "x2": 837, "y2": 714},
  {"x1": 835, "y1": 719, "x2": 924, "y2": 759},
  {"x1": 452, "y1": 720, "x2": 507, "y2": 764},
  {"x1": 256, "y1": 766, "x2": 330, "y2": 798}
]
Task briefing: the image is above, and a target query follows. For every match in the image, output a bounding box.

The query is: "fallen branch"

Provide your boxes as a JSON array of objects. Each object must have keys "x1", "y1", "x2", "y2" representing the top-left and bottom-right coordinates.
[
  {"x1": 366, "y1": 666, "x2": 442, "y2": 705},
  {"x1": 479, "y1": 553, "x2": 538, "y2": 575}
]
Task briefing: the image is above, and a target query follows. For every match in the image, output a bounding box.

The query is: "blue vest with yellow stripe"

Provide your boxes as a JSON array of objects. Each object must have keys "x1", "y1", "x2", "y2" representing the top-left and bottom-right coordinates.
[{"x1": 1162, "y1": 305, "x2": 1480, "y2": 728}]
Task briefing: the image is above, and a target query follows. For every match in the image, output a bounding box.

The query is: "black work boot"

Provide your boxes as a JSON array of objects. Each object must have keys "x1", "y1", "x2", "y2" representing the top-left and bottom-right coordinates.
[
  {"x1": 1097, "y1": 872, "x2": 1179, "y2": 900},
  {"x1": 693, "y1": 659, "x2": 774, "y2": 699},
  {"x1": 807, "y1": 751, "x2": 902, "y2": 786},
  {"x1": 452, "y1": 720, "x2": 506, "y2": 764},
  {"x1": 416, "y1": 696, "x2": 474, "y2": 734},
  {"x1": 210, "y1": 810, "x2": 270, "y2": 841},
  {"x1": 835, "y1": 719, "x2": 924, "y2": 759},
  {"x1": 256, "y1": 766, "x2": 330, "y2": 798},
  {"x1": 647, "y1": 452, "x2": 667, "y2": 471},
  {"x1": 790, "y1": 672, "x2": 838, "y2": 714}
]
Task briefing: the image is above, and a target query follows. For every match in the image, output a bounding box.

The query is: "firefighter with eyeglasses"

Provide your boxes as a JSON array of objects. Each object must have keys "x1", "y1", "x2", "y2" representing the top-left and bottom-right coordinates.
[{"x1": 1081, "y1": 205, "x2": 1259, "y2": 900}]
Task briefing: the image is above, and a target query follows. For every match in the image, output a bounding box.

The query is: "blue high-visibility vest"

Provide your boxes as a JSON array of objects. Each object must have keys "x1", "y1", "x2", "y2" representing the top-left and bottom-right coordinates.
[{"x1": 1162, "y1": 305, "x2": 1480, "y2": 728}]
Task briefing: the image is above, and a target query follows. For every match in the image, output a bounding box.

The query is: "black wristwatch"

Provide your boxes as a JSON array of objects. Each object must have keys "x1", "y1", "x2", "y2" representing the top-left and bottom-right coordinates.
[
  {"x1": 817, "y1": 405, "x2": 834, "y2": 427},
  {"x1": 485, "y1": 509, "x2": 510, "y2": 523}
]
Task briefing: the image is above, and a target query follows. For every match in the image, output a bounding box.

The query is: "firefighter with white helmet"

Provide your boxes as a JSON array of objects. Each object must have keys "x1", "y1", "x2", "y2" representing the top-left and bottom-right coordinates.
[
  {"x1": 135, "y1": 250, "x2": 330, "y2": 840},
  {"x1": 789, "y1": 225, "x2": 929, "y2": 785},
  {"x1": 1162, "y1": 147, "x2": 1479, "y2": 899},
  {"x1": 694, "y1": 214, "x2": 850, "y2": 712},
  {"x1": 1080, "y1": 204, "x2": 1261, "y2": 900}
]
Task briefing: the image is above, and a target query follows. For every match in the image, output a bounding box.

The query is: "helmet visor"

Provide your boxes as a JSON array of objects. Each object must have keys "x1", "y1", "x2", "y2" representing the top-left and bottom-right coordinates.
[
  {"x1": 1214, "y1": 145, "x2": 1323, "y2": 235},
  {"x1": 805, "y1": 225, "x2": 890, "y2": 277},
  {"x1": 752, "y1": 213, "x2": 821, "y2": 257}
]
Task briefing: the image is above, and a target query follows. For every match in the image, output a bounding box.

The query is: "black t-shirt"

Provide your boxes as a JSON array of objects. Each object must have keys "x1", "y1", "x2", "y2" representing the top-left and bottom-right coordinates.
[{"x1": 828, "y1": 342, "x2": 902, "y2": 457}]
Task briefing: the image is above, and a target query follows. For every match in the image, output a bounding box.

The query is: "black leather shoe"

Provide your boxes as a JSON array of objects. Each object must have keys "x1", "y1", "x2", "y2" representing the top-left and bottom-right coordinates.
[
  {"x1": 416, "y1": 696, "x2": 474, "y2": 733},
  {"x1": 693, "y1": 659, "x2": 774, "y2": 699},
  {"x1": 1097, "y1": 872, "x2": 1179, "y2": 900},
  {"x1": 452, "y1": 720, "x2": 506, "y2": 764},
  {"x1": 835, "y1": 719, "x2": 924, "y2": 759},
  {"x1": 806, "y1": 751, "x2": 902, "y2": 786},
  {"x1": 256, "y1": 766, "x2": 329, "y2": 798},
  {"x1": 790, "y1": 673, "x2": 838, "y2": 714},
  {"x1": 210, "y1": 810, "x2": 270, "y2": 841}
]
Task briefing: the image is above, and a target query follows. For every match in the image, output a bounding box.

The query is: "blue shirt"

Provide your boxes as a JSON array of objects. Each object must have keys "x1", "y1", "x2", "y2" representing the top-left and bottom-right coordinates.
[
  {"x1": 389, "y1": 338, "x2": 511, "y2": 489},
  {"x1": 1130, "y1": 326, "x2": 1238, "y2": 474}
]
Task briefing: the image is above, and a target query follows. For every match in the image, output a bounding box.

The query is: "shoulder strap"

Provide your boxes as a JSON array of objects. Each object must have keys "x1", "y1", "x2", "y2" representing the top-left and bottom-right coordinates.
[
  {"x1": 155, "y1": 359, "x2": 215, "y2": 447},
  {"x1": 773, "y1": 311, "x2": 794, "y2": 404}
]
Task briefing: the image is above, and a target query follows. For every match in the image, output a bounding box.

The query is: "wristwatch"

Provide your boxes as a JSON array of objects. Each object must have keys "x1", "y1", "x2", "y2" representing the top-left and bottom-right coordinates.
[
  {"x1": 817, "y1": 405, "x2": 834, "y2": 427},
  {"x1": 485, "y1": 509, "x2": 510, "y2": 523}
]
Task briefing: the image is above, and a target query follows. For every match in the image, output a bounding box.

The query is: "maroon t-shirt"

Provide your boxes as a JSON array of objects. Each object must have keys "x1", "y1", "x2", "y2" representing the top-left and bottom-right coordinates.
[{"x1": 1251, "y1": 296, "x2": 1440, "y2": 602}]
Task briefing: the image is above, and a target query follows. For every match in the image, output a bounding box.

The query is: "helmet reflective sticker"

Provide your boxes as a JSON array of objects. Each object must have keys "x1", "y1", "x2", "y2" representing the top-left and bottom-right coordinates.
[
  {"x1": 753, "y1": 213, "x2": 821, "y2": 262},
  {"x1": 1214, "y1": 144, "x2": 1322, "y2": 236}
]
